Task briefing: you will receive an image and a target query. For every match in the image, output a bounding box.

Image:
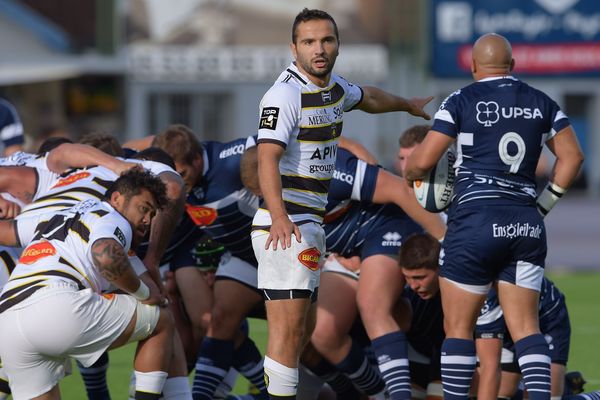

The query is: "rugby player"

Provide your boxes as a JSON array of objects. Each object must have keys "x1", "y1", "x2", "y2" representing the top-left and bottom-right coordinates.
[{"x1": 0, "y1": 97, "x2": 24, "y2": 156}]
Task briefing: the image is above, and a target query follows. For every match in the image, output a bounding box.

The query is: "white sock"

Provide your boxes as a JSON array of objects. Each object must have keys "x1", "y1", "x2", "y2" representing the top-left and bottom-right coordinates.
[
  {"x1": 163, "y1": 376, "x2": 191, "y2": 399},
  {"x1": 135, "y1": 370, "x2": 169, "y2": 397},
  {"x1": 263, "y1": 356, "x2": 298, "y2": 397}
]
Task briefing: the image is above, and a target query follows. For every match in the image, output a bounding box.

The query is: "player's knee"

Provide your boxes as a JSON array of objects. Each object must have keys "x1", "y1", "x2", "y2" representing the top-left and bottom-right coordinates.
[
  {"x1": 154, "y1": 307, "x2": 175, "y2": 337},
  {"x1": 210, "y1": 304, "x2": 242, "y2": 334}
]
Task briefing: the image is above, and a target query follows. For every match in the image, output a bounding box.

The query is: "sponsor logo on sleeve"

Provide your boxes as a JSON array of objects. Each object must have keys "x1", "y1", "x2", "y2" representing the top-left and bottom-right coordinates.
[
  {"x1": 298, "y1": 247, "x2": 321, "y2": 271},
  {"x1": 19, "y1": 241, "x2": 56, "y2": 264},
  {"x1": 259, "y1": 107, "x2": 280, "y2": 130},
  {"x1": 114, "y1": 227, "x2": 127, "y2": 247},
  {"x1": 185, "y1": 204, "x2": 218, "y2": 226},
  {"x1": 52, "y1": 171, "x2": 91, "y2": 188}
]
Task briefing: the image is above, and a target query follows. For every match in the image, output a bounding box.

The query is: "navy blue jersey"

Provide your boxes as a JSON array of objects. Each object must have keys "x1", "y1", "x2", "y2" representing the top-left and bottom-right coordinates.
[
  {"x1": 324, "y1": 149, "x2": 421, "y2": 258},
  {"x1": 0, "y1": 98, "x2": 24, "y2": 149},
  {"x1": 403, "y1": 288, "x2": 445, "y2": 359},
  {"x1": 432, "y1": 77, "x2": 569, "y2": 208}
]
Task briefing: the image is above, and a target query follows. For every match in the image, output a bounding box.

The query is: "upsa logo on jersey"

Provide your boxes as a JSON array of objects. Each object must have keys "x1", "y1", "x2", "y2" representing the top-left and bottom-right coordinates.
[
  {"x1": 52, "y1": 171, "x2": 91, "y2": 188},
  {"x1": 19, "y1": 241, "x2": 57, "y2": 264},
  {"x1": 186, "y1": 204, "x2": 218, "y2": 226},
  {"x1": 476, "y1": 101, "x2": 543, "y2": 127},
  {"x1": 298, "y1": 247, "x2": 321, "y2": 271}
]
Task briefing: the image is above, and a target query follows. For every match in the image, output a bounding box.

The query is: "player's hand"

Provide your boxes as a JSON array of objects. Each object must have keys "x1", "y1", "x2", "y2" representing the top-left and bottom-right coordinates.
[
  {"x1": 0, "y1": 197, "x2": 21, "y2": 219},
  {"x1": 265, "y1": 214, "x2": 301, "y2": 251},
  {"x1": 407, "y1": 96, "x2": 434, "y2": 120},
  {"x1": 141, "y1": 279, "x2": 169, "y2": 307}
]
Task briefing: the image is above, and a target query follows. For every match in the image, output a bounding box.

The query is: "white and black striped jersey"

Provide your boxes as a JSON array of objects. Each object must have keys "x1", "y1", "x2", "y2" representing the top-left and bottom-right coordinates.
[
  {"x1": 253, "y1": 62, "x2": 363, "y2": 226},
  {"x1": 0, "y1": 200, "x2": 133, "y2": 312}
]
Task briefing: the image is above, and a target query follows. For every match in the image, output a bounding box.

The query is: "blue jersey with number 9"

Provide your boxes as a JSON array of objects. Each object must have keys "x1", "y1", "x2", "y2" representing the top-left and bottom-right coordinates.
[{"x1": 431, "y1": 76, "x2": 570, "y2": 207}]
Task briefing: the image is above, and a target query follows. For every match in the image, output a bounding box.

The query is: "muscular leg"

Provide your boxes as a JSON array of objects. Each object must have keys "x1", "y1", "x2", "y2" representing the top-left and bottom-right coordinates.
[
  {"x1": 175, "y1": 267, "x2": 213, "y2": 344},
  {"x1": 357, "y1": 254, "x2": 410, "y2": 399}
]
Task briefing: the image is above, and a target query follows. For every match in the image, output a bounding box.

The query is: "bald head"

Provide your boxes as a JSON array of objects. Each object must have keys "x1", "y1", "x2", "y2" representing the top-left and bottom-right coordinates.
[{"x1": 471, "y1": 33, "x2": 514, "y2": 78}]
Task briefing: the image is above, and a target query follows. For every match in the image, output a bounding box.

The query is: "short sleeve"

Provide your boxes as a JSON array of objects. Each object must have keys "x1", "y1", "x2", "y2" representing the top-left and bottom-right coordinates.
[
  {"x1": 88, "y1": 213, "x2": 133, "y2": 253},
  {"x1": 337, "y1": 76, "x2": 363, "y2": 112},
  {"x1": 546, "y1": 99, "x2": 570, "y2": 141},
  {"x1": 257, "y1": 83, "x2": 300, "y2": 148},
  {"x1": 431, "y1": 90, "x2": 461, "y2": 139}
]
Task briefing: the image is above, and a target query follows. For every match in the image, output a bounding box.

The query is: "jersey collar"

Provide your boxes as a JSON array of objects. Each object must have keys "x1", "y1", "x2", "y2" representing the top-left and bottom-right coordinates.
[{"x1": 477, "y1": 75, "x2": 518, "y2": 82}]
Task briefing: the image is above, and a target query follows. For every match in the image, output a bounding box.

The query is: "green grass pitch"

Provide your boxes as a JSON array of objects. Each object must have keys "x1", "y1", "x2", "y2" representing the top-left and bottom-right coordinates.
[{"x1": 59, "y1": 272, "x2": 600, "y2": 398}]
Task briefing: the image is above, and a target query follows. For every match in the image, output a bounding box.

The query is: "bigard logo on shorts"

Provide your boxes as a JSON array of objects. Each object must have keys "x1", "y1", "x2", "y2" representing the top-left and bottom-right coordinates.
[
  {"x1": 19, "y1": 240, "x2": 56, "y2": 264},
  {"x1": 298, "y1": 247, "x2": 321, "y2": 271},
  {"x1": 259, "y1": 107, "x2": 279, "y2": 130}
]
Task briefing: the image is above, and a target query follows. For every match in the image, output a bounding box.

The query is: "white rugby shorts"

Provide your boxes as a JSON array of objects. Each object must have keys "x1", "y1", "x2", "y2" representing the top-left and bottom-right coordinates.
[
  {"x1": 215, "y1": 252, "x2": 258, "y2": 289},
  {"x1": 252, "y1": 222, "x2": 324, "y2": 292},
  {"x1": 0, "y1": 282, "x2": 148, "y2": 399}
]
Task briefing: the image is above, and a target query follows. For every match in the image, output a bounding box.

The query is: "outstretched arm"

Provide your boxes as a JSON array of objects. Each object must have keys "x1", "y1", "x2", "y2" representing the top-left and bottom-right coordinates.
[
  {"x1": 46, "y1": 143, "x2": 133, "y2": 175},
  {"x1": 356, "y1": 86, "x2": 433, "y2": 120},
  {"x1": 0, "y1": 166, "x2": 36, "y2": 204},
  {"x1": 338, "y1": 137, "x2": 378, "y2": 165}
]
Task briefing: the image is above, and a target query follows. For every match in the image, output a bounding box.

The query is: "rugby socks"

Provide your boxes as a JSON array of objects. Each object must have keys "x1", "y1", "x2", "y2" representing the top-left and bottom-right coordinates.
[
  {"x1": 440, "y1": 338, "x2": 477, "y2": 400},
  {"x1": 515, "y1": 334, "x2": 551, "y2": 400},
  {"x1": 565, "y1": 392, "x2": 600, "y2": 400},
  {"x1": 214, "y1": 368, "x2": 238, "y2": 399},
  {"x1": 162, "y1": 376, "x2": 192, "y2": 399},
  {"x1": 372, "y1": 331, "x2": 411, "y2": 400},
  {"x1": 134, "y1": 370, "x2": 168, "y2": 400},
  {"x1": 192, "y1": 337, "x2": 234, "y2": 399},
  {"x1": 77, "y1": 352, "x2": 111, "y2": 400},
  {"x1": 305, "y1": 357, "x2": 363, "y2": 400},
  {"x1": 335, "y1": 338, "x2": 386, "y2": 396},
  {"x1": 232, "y1": 335, "x2": 268, "y2": 399},
  {"x1": 263, "y1": 356, "x2": 298, "y2": 399}
]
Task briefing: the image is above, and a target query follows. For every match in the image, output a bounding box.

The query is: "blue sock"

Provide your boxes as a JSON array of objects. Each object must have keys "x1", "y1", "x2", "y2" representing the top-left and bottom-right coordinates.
[
  {"x1": 306, "y1": 357, "x2": 362, "y2": 400},
  {"x1": 77, "y1": 352, "x2": 111, "y2": 400},
  {"x1": 514, "y1": 334, "x2": 551, "y2": 400},
  {"x1": 192, "y1": 337, "x2": 234, "y2": 400},
  {"x1": 565, "y1": 392, "x2": 600, "y2": 400},
  {"x1": 371, "y1": 331, "x2": 411, "y2": 400},
  {"x1": 335, "y1": 338, "x2": 385, "y2": 396},
  {"x1": 440, "y1": 338, "x2": 476, "y2": 400},
  {"x1": 232, "y1": 335, "x2": 268, "y2": 399}
]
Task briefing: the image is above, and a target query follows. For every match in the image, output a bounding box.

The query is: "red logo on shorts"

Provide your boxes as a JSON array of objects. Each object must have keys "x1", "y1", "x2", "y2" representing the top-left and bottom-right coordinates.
[
  {"x1": 52, "y1": 171, "x2": 91, "y2": 188},
  {"x1": 298, "y1": 248, "x2": 321, "y2": 271},
  {"x1": 414, "y1": 179, "x2": 423, "y2": 188},
  {"x1": 19, "y1": 241, "x2": 56, "y2": 264},
  {"x1": 102, "y1": 293, "x2": 115, "y2": 300},
  {"x1": 186, "y1": 204, "x2": 218, "y2": 226}
]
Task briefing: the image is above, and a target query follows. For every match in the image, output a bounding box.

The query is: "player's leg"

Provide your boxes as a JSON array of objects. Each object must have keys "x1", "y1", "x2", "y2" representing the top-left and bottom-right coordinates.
[
  {"x1": 174, "y1": 266, "x2": 213, "y2": 344},
  {"x1": 474, "y1": 338, "x2": 503, "y2": 400},
  {"x1": 311, "y1": 262, "x2": 386, "y2": 397},
  {"x1": 193, "y1": 275, "x2": 264, "y2": 400},
  {"x1": 161, "y1": 330, "x2": 193, "y2": 400},
  {"x1": 77, "y1": 353, "x2": 111, "y2": 400},
  {"x1": 357, "y1": 254, "x2": 411, "y2": 399}
]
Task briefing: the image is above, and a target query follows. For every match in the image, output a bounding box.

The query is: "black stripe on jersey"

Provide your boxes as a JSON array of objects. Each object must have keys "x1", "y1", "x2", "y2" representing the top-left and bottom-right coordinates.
[
  {"x1": 35, "y1": 186, "x2": 105, "y2": 203},
  {"x1": 92, "y1": 177, "x2": 113, "y2": 190},
  {"x1": 257, "y1": 138, "x2": 287, "y2": 149},
  {"x1": 21, "y1": 202, "x2": 78, "y2": 216},
  {"x1": 286, "y1": 68, "x2": 307, "y2": 85},
  {"x1": 347, "y1": 86, "x2": 364, "y2": 111},
  {"x1": 70, "y1": 220, "x2": 90, "y2": 242},
  {"x1": 283, "y1": 74, "x2": 292, "y2": 83},
  {"x1": 0, "y1": 278, "x2": 45, "y2": 301},
  {"x1": 301, "y1": 83, "x2": 345, "y2": 108},
  {"x1": 298, "y1": 121, "x2": 342, "y2": 142},
  {"x1": 0, "y1": 284, "x2": 44, "y2": 313},
  {"x1": 0, "y1": 250, "x2": 16, "y2": 273},
  {"x1": 284, "y1": 200, "x2": 325, "y2": 218},
  {"x1": 0, "y1": 377, "x2": 9, "y2": 394},
  {"x1": 92, "y1": 209, "x2": 109, "y2": 217},
  {"x1": 282, "y1": 175, "x2": 330, "y2": 194}
]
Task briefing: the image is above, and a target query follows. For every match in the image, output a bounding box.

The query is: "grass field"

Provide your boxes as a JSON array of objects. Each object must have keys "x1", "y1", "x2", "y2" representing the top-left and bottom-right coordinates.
[{"x1": 59, "y1": 272, "x2": 600, "y2": 398}]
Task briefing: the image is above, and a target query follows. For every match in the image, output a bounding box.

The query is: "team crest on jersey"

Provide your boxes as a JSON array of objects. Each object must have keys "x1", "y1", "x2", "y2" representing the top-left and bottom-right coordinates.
[
  {"x1": 298, "y1": 247, "x2": 321, "y2": 271},
  {"x1": 52, "y1": 171, "x2": 91, "y2": 188},
  {"x1": 259, "y1": 107, "x2": 279, "y2": 130},
  {"x1": 186, "y1": 204, "x2": 218, "y2": 226},
  {"x1": 114, "y1": 227, "x2": 126, "y2": 247},
  {"x1": 476, "y1": 101, "x2": 500, "y2": 127},
  {"x1": 19, "y1": 241, "x2": 56, "y2": 264}
]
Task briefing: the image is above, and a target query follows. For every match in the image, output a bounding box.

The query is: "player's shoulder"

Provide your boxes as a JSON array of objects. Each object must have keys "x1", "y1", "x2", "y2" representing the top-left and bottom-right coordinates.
[
  {"x1": 331, "y1": 73, "x2": 359, "y2": 91},
  {"x1": 263, "y1": 80, "x2": 302, "y2": 103}
]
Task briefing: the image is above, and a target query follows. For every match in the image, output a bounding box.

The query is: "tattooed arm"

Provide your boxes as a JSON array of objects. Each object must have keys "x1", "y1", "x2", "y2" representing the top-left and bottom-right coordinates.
[
  {"x1": 91, "y1": 237, "x2": 165, "y2": 305},
  {"x1": 0, "y1": 166, "x2": 36, "y2": 204}
]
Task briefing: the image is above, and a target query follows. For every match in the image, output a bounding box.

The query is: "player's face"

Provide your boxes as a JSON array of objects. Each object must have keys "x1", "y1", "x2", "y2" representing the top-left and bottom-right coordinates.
[
  {"x1": 402, "y1": 267, "x2": 439, "y2": 300},
  {"x1": 291, "y1": 19, "x2": 339, "y2": 85},
  {"x1": 116, "y1": 189, "x2": 158, "y2": 247},
  {"x1": 175, "y1": 156, "x2": 202, "y2": 193},
  {"x1": 395, "y1": 145, "x2": 417, "y2": 177}
]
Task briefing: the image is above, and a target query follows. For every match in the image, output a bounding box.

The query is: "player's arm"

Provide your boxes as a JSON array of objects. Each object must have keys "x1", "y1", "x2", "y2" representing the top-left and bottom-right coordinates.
[
  {"x1": 537, "y1": 126, "x2": 584, "y2": 216},
  {"x1": 142, "y1": 170, "x2": 186, "y2": 290},
  {"x1": 91, "y1": 237, "x2": 165, "y2": 305},
  {"x1": 404, "y1": 130, "x2": 454, "y2": 184},
  {"x1": 0, "y1": 166, "x2": 36, "y2": 204},
  {"x1": 372, "y1": 169, "x2": 446, "y2": 240},
  {"x1": 3, "y1": 144, "x2": 23, "y2": 157},
  {"x1": 46, "y1": 143, "x2": 134, "y2": 175},
  {"x1": 258, "y1": 142, "x2": 301, "y2": 250},
  {"x1": 122, "y1": 135, "x2": 155, "y2": 151},
  {"x1": 355, "y1": 86, "x2": 433, "y2": 119},
  {"x1": 474, "y1": 338, "x2": 503, "y2": 400},
  {"x1": 338, "y1": 137, "x2": 378, "y2": 165}
]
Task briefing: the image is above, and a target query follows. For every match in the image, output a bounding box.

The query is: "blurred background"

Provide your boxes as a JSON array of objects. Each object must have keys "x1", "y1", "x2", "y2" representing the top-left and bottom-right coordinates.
[{"x1": 0, "y1": 0, "x2": 598, "y2": 270}]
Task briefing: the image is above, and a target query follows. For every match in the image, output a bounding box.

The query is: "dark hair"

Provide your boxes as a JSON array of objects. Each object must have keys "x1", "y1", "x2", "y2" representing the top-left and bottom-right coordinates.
[
  {"x1": 292, "y1": 8, "x2": 339, "y2": 44},
  {"x1": 131, "y1": 147, "x2": 176, "y2": 170},
  {"x1": 37, "y1": 136, "x2": 73, "y2": 155},
  {"x1": 151, "y1": 124, "x2": 202, "y2": 165},
  {"x1": 78, "y1": 132, "x2": 124, "y2": 157},
  {"x1": 105, "y1": 169, "x2": 168, "y2": 210},
  {"x1": 398, "y1": 233, "x2": 440, "y2": 271},
  {"x1": 399, "y1": 125, "x2": 430, "y2": 149}
]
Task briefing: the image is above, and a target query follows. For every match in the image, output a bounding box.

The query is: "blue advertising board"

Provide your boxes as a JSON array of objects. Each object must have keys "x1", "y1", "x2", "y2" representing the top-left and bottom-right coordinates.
[{"x1": 432, "y1": 0, "x2": 600, "y2": 77}]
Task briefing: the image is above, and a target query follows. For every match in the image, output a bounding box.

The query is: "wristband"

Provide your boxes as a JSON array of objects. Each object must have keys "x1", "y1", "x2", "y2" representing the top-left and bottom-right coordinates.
[
  {"x1": 130, "y1": 281, "x2": 150, "y2": 301},
  {"x1": 536, "y1": 182, "x2": 567, "y2": 217}
]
